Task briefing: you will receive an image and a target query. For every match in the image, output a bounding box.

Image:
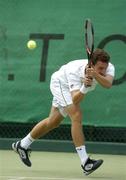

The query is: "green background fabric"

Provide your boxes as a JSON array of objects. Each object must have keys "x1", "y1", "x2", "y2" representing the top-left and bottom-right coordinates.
[{"x1": 0, "y1": 0, "x2": 126, "y2": 127}]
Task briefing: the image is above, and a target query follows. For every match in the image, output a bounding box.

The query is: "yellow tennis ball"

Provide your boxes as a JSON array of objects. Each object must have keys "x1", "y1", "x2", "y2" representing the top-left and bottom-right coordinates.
[{"x1": 27, "y1": 40, "x2": 37, "y2": 50}]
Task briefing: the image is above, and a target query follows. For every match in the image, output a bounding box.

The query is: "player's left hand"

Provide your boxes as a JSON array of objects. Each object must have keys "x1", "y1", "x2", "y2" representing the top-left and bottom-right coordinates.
[{"x1": 84, "y1": 75, "x2": 93, "y2": 87}]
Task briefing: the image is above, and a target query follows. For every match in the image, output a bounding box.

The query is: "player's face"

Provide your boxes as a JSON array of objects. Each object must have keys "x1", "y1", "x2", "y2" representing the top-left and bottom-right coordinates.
[{"x1": 93, "y1": 61, "x2": 108, "y2": 76}]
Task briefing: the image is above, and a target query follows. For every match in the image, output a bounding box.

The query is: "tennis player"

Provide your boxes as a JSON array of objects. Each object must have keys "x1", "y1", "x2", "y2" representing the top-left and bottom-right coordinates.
[{"x1": 12, "y1": 48, "x2": 115, "y2": 175}]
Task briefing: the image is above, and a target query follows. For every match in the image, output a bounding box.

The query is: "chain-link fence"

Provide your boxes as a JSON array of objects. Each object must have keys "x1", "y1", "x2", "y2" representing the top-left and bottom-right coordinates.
[{"x1": 0, "y1": 123, "x2": 126, "y2": 143}]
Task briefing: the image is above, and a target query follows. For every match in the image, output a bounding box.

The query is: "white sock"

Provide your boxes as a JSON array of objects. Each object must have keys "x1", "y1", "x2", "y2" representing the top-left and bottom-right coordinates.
[
  {"x1": 76, "y1": 145, "x2": 88, "y2": 165},
  {"x1": 20, "y1": 133, "x2": 35, "y2": 149}
]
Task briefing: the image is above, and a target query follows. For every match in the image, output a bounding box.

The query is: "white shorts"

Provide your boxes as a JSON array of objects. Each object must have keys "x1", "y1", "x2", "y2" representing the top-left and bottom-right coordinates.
[{"x1": 50, "y1": 74, "x2": 73, "y2": 117}]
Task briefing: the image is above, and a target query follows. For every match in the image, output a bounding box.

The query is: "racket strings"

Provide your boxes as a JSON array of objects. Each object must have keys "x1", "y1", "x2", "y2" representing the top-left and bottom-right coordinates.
[{"x1": 85, "y1": 19, "x2": 94, "y2": 61}]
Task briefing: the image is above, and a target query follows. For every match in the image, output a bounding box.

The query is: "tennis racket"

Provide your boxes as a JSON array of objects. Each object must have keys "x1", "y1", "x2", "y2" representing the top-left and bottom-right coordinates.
[{"x1": 85, "y1": 18, "x2": 94, "y2": 67}]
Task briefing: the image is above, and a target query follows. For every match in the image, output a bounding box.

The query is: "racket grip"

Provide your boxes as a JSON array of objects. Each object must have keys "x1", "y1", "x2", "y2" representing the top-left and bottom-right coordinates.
[
  {"x1": 85, "y1": 84, "x2": 91, "y2": 87},
  {"x1": 85, "y1": 76, "x2": 93, "y2": 87}
]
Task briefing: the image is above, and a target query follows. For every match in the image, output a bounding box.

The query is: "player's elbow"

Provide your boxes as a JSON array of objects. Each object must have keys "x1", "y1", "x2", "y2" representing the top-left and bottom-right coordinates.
[
  {"x1": 103, "y1": 82, "x2": 113, "y2": 89},
  {"x1": 105, "y1": 85, "x2": 112, "y2": 89}
]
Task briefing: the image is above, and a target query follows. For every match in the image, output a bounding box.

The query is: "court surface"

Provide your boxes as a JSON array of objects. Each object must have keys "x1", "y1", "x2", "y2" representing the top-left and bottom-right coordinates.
[{"x1": 0, "y1": 150, "x2": 126, "y2": 180}]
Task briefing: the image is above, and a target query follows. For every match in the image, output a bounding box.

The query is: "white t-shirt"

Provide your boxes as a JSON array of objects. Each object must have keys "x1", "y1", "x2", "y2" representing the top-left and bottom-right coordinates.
[{"x1": 52, "y1": 59, "x2": 115, "y2": 92}]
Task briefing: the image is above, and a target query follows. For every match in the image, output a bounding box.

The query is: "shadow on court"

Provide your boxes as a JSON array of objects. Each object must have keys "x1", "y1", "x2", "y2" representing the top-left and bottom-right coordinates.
[{"x1": 0, "y1": 150, "x2": 126, "y2": 180}]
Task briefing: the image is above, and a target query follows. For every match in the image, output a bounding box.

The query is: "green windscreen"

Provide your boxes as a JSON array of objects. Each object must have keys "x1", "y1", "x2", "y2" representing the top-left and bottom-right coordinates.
[{"x1": 0, "y1": 0, "x2": 126, "y2": 127}]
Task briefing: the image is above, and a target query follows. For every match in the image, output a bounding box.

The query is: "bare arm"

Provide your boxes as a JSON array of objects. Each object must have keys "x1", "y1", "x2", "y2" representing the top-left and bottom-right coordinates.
[
  {"x1": 94, "y1": 71, "x2": 114, "y2": 88},
  {"x1": 86, "y1": 66, "x2": 114, "y2": 88},
  {"x1": 71, "y1": 90, "x2": 85, "y2": 104},
  {"x1": 70, "y1": 75, "x2": 94, "y2": 104}
]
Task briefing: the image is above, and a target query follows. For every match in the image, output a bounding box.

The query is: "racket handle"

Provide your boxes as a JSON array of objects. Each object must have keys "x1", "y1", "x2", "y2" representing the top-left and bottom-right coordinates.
[
  {"x1": 85, "y1": 63, "x2": 93, "y2": 87},
  {"x1": 85, "y1": 76, "x2": 93, "y2": 87},
  {"x1": 88, "y1": 60, "x2": 92, "y2": 68},
  {"x1": 85, "y1": 84, "x2": 91, "y2": 87}
]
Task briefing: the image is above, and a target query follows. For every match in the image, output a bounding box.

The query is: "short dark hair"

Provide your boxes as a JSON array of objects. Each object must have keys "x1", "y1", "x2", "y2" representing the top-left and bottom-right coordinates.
[{"x1": 91, "y1": 48, "x2": 110, "y2": 65}]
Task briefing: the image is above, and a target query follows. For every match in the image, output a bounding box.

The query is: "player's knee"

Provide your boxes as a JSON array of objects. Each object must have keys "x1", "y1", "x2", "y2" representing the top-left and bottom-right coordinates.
[
  {"x1": 70, "y1": 111, "x2": 82, "y2": 123},
  {"x1": 53, "y1": 122, "x2": 60, "y2": 129}
]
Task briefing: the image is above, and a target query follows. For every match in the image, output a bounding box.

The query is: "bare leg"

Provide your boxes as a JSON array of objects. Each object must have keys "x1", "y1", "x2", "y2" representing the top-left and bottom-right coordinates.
[
  {"x1": 20, "y1": 106, "x2": 64, "y2": 149},
  {"x1": 65, "y1": 104, "x2": 88, "y2": 165},
  {"x1": 31, "y1": 106, "x2": 64, "y2": 139},
  {"x1": 12, "y1": 106, "x2": 64, "y2": 167},
  {"x1": 65, "y1": 104, "x2": 85, "y2": 147}
]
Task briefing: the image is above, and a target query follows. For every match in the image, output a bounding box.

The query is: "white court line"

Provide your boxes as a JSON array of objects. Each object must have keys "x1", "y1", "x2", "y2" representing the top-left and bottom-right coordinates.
[{"x1": 0, "y1": 176, "x2": 84, "y2": 180}]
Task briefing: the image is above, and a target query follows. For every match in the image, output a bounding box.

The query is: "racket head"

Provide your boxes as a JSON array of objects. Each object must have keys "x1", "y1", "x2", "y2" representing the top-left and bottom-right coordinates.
[{"x1": 85, "y1": 18, "x2": 94, "y2": 66}]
